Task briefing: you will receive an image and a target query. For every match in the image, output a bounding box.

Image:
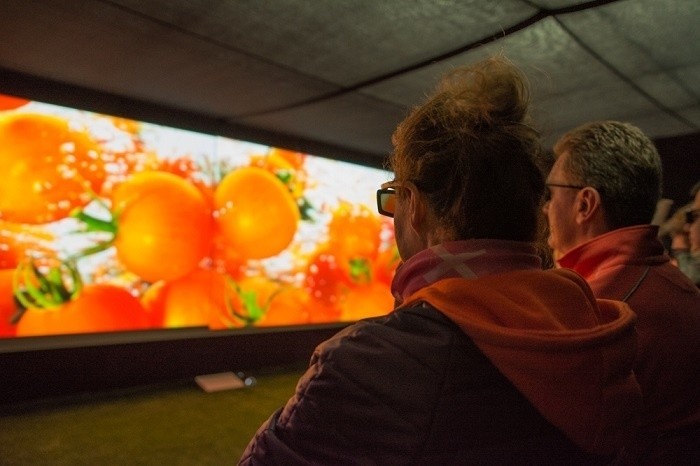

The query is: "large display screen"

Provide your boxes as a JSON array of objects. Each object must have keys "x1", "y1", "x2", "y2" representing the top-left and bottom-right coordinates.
[{"x1": 0, "y1": 93, "x2": 398, "y2": 340}]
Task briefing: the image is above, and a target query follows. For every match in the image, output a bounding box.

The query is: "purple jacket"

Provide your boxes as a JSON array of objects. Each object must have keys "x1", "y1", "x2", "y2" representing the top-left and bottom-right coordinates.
[{"x1": 559, "y1": 225, "x2": 700, "y2": 463}]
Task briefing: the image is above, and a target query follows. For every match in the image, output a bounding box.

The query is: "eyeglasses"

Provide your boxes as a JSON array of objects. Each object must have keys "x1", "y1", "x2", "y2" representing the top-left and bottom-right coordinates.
[
  {"x1": 376, "y1": 181, "x2": 404, "y2": 218},
  {"x1": 544, "y1": 183, "x2": 587, "y2": 202},
  {"x1": 686, "y1": 208, "x2": 700, "y2": 225}
]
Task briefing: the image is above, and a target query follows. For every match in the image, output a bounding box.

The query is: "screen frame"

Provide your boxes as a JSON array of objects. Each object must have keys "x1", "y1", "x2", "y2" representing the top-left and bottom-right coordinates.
[
  {"x1": 0, "y1": 69, "x2": 390, "y2": 404},
  {"x1": 0, "y1": 323, "x2": 348, "y2": 405}
]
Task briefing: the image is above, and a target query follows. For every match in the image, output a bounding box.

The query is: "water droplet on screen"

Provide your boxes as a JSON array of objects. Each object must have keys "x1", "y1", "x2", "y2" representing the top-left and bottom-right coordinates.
[
  {"x1": 57, "y1": 164, "x2": 77, "y2": 179},
  {"x1": 60, "y1": 142, "x2": 76, "y2": 154}
]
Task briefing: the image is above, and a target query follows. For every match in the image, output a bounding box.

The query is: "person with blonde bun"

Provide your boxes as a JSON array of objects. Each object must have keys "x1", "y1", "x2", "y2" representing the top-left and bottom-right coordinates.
[{"x1": 240, "y1": 57, "x2": 642, "y2": 465}]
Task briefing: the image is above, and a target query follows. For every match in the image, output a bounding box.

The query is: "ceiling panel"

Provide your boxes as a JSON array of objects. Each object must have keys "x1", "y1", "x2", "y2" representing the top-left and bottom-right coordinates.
[
  {"x1": 559, "y1": 0, "x2": 700, "y2": 70},
  {"x1": 626, "y1": 105, "x2": 700, "y2": 140},
  {"x1": 109, "y1": 0, "x2": 537, "y2": 85},
  {"x1": 241, "y1": 93, "x2": 406, "y2": 157},
  {"x1": 0, "y1": 0, "x2": 698, "y2": 163},
  {"x1": 363, "y1": 18, "x2": 590, "y2": 105},
  {"x1": 0, "y1": 0, "x2": 338, "y2": 116},
  {"x1": 537, "y1": 82, "x2": 682, "y2": 139},
  {"x1": 553, "y1": 0, "x2": 700, "y2": 134},
  {"x1": 529, "y1": 1, "x2": 596, "y2": 7},
  {"x1": 674, "y1": 64, "x2": 700, "y2": 99},
  {"x1": 677, "y1": 105, "x2": 700, "y2": 129}
]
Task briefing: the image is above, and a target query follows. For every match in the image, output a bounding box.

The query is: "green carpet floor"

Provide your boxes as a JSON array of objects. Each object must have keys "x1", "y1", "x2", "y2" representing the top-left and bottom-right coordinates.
[{"x1": 0, "y1": 368, "x2": 304, "y2": 465}]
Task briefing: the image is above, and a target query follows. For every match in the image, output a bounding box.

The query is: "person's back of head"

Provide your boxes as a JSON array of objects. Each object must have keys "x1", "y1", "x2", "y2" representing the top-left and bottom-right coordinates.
[
  {"x1": 389, "y1": 56, "x2": 545, "y2": 244},
  {"x1": 553, "y1": 121, "x2": 662, "y2": 231}
]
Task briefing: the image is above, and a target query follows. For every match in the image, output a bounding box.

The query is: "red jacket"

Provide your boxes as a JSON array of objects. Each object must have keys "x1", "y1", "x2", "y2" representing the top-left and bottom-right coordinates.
[{"x1": 559, "y1": 225, "x2": 700, "y2": 462}]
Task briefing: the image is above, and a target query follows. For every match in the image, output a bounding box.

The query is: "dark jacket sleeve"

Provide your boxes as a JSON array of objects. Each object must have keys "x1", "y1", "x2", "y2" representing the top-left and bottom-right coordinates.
[
  {"x1": 238, "y1": 315, "x2": 446, "y2": 465},
  {"x1": 237, "y1": 408, "x2": 313, "y2": 465}
]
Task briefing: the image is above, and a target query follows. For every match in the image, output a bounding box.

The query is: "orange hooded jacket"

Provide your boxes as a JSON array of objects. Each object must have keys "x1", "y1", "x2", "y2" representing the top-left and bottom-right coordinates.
[{"x1": 400, "y1": 264, "x2": 642, "y2": 455}]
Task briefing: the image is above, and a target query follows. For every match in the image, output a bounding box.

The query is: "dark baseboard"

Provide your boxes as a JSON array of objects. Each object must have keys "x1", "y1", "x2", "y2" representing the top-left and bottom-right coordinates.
[{"x1": 0, "y1": 324, "x2": 346, "y2": 406}]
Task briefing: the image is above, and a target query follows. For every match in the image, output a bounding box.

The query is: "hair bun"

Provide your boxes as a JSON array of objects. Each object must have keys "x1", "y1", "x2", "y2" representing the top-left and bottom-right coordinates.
[{"x1": 438, "y1": 57, "x2": 530, "y2": 128}]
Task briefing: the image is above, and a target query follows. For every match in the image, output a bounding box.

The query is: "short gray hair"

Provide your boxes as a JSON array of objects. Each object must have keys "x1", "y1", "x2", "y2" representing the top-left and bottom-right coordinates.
[
  {"x1": 690, "y1": 181, "x2": 700, "y2": 197},
  {"x1": 554, "y1": 121, "x2": 662, "y2": 230}
]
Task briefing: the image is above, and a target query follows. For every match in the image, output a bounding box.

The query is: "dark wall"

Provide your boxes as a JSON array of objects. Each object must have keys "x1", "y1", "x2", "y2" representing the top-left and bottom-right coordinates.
[
  {"x1": 0, "y1": 325, "x2": 346, "y2": 406},
  {"x1": 655, "y1": 132, "x2": 700, "y2": 208}
]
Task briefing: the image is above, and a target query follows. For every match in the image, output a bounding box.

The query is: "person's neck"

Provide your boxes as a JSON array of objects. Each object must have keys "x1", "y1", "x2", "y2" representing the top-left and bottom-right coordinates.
[{"x1": 577, "y1": 214, "x2": 610, "y2": 245}]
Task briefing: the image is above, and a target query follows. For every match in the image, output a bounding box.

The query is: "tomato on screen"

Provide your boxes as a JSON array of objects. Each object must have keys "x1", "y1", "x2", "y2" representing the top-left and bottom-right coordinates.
[{"x1": 0, "y1": 96, "x2": 397, "y2": 340}]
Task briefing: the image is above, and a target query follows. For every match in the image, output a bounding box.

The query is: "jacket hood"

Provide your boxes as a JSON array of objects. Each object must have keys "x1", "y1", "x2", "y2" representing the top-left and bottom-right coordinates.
[{"x1": 400, "y1": 268, "x2": 642, "y2": 455}]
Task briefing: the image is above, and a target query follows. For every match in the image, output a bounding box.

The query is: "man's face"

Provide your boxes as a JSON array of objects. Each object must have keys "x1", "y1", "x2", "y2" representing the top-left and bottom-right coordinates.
[
  {"x1": 542, "y1": 151, "x2": 584, "y2": 259},
  {"x1": 688, "y1": 190, "x2": 700, "y2": 254}
]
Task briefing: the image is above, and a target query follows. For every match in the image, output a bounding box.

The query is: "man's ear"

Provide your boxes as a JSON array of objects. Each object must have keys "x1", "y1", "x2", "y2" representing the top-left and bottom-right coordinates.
[{"x1": 575, "y1": 187, "x2": 602, "y2": 224}]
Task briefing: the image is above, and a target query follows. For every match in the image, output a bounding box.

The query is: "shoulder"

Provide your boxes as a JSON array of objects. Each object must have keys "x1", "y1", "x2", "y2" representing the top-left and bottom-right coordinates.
[
  {"x1": 244, "y1": 305, "x2": 489, "y2": 464},
  {"x1": 590, "y1": 261, "x2": 699, "y2": 302},
  {"x1": 328, "y1": 304, "x2": 465, "y2": 346},
  {"x1": 312, "y1": 305, "x2": 473, "y2": 380},
  {"x1": 627, "y1": 263, "x2": 700, "y2": 318},
  {"x1": 295, "y1": 305, "x2": 505, "y2": 427},
  {"x1": 651, "y1": 261, "x2": 700, "y2": 295}
]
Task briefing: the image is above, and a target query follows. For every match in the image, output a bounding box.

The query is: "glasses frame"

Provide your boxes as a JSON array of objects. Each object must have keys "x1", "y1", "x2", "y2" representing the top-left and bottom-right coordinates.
[
  {"x1": 376, "y1": 181, "x2": 404, "y2": 218},
  {"x1": 686, "y1": 208, "x2": 700, "y2": 225},
  {"x1": 544, "y1": 182, "x2": 587, "y2": 202}
]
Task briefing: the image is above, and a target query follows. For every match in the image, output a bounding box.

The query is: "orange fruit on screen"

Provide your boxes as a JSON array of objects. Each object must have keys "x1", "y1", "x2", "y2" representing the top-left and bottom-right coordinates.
[
  {"x1": 267, "y1": 148, "x2": 306, "y2": 170},
  {"x1": 304, "y1": 251, "x2": 349, "y2": 323},
  {"x1": 208, "y1": 276, "x2": 310, "y2": 328},
  {"x1": 108, "y1": 116, "x2": 142, "y2": 135},
  {"x1": 373, "y1": 245, "x2": 401, "y2": 286},
  {"x1": 328, "y1": 203, "x2": 382, "y2": 265},
  {"x1": 0, "y1": 94, "x2": 30, "y2": 111},
  {"x1": 340, "y1": 281, "x2": 394, "y2": 322},
  {"x1": 250, "y1": 149, "x2": 308, "y2": 199},
  {"x1": 250, "y1": 150, "x2": 295, "y2": 173},
  {"x1": 209, "y1": 275, "x2": 279, "y2": 328},
  {"x1": 0, "y1": 113, "x2": 106, "y2": 224},
  {"x1": 0, "y1": 269, "x2": 18, "y2": 337},
  {"x1": 0, "y1": 221, "x2": 56, "y2": 269},
  {"x1": 112, "y1": 171, "x2": 214, "y2": 282},
  {"x1": 214, "y1": 167, "x2": 299, "y2": 260},
  {"x1": 208, "y1": 233, "x2": 248, "y2": 279},
  {"x1": 0, "y1": 237, "x2": 20, "y2": 271},
  {"x1": 15, "y1": 284, "x2": 149, "y2": 337},
  {"x1": 305, "y1": 251, "x2": 349, "y2": 306},
  {"x1": 257, "y1": 285, "x2": 310, "y2": 327},
  {"x1": 142, "y1": 268, "x2": 227, "y2": 329}
]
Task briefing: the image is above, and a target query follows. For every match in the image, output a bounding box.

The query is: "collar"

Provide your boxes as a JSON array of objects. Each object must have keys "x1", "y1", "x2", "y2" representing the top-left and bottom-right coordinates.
[
  {"x1": 391, "y1": 239, "x2": 542, "y2": 305},
  {"x1": 557, "y1": 225, "x2": 667, "y2": 280}
]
